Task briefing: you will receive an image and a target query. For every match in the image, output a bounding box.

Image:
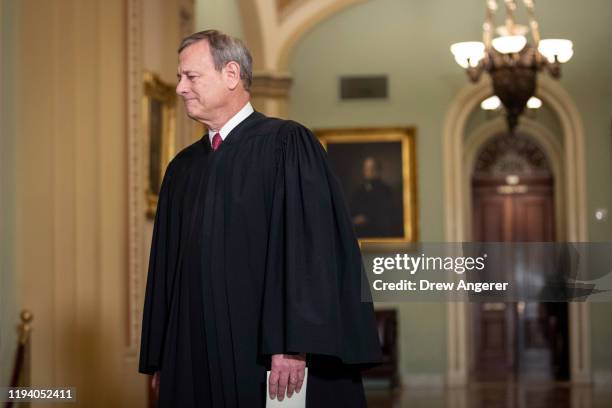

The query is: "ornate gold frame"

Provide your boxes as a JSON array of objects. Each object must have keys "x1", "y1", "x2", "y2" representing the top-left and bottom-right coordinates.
[
  {"x1": 315, "y1": 127, "x2": 418, "y2": 243},
  {"x1": 142, "y1": 71, "x2": 176, "y2": 219}
]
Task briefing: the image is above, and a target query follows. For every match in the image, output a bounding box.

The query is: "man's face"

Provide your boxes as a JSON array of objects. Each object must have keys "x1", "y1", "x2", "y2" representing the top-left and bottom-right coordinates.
[
  {"x1": 176, "y1": 40, "x2": 228, "y2": 124},
  {"x1": 363, "y1": 157, "x2": 379, "y2": 181}
]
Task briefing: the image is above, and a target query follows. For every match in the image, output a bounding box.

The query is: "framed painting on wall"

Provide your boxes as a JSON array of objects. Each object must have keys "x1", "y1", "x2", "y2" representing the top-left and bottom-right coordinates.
[
  {"x1": 143, "y1": 71, "x2": 176, "y2": 219},
  {"x1": 315, "y1": 127, "x2": 418, "y2": 243}
]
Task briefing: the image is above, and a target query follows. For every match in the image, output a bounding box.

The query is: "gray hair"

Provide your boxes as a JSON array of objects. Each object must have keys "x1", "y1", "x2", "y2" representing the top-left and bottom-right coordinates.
[{"x1": 178, "y1": 30, "x2": 253, "y2": 91}]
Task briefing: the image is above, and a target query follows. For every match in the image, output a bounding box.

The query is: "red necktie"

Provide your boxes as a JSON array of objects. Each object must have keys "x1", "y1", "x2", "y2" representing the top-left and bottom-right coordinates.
[{"x1": 212, "y1": 132, "x2": 222, "y2": 151}]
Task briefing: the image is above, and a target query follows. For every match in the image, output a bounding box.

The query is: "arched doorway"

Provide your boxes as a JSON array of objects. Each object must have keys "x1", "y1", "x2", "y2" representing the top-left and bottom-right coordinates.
[
  {"x1": 470, "y1": 132, "x2": 569, "y2": 382},
  {"x1": 443, "y1": 77, "x2": 590, "y2": 385}
]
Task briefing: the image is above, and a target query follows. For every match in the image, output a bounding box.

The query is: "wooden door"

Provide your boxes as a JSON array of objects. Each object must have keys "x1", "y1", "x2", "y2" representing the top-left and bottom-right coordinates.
[
  {"x1": 472, "y1": 183, "x2": 519, "y2": 381},
  {"x1": 471, "y1": 178, "x2": 568, "y2": 381}
]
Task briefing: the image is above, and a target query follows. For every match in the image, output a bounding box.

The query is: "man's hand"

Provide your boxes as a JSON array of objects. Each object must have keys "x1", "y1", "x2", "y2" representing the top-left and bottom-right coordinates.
[
  {"x1": 151, "y1": 371, "x2": 160, "y2": 400},
  {"x1": 353, "y1": 214, "x2": 368, "y2": 225},
  {"x1": 269, "y1": 353, "x2": 306, "y2": 401}
]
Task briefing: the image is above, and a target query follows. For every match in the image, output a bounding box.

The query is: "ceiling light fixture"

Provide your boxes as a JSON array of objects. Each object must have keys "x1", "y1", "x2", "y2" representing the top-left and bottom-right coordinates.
[{"x1": 450, "y1": 0, "x2": 573, "y2": 132}]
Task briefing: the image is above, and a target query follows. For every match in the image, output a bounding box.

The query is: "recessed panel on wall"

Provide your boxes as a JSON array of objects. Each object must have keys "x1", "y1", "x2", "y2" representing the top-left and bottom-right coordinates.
[{"x1": 339, "y1": 75, "x2": 388, "y2": 100}]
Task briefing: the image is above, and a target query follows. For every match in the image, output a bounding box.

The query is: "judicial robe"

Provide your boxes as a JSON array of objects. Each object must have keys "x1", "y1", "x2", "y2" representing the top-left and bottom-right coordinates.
[{"x1": 138, "y1": 111, "x2": 382, "y2": 407}]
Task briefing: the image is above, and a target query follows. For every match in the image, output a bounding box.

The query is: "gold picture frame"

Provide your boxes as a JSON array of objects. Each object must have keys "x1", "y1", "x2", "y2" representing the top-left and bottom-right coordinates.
[
  {"x1": 143, "y1": 72, "x2": 176, "y2": 219},
  {"x1": 315, "y1": 127, "x2": 418, "y2": 243}
]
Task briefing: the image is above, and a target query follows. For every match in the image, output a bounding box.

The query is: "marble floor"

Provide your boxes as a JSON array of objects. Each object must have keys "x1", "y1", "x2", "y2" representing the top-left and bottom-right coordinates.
[{"x1": 365, "y1": 383, "x2": 612, "y2": 408}]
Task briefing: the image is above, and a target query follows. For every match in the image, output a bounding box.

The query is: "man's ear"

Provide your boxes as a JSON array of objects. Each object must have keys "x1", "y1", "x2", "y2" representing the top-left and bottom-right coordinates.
[{"x1": 223, "y1": 61, "x2": 242, "y2": 90}]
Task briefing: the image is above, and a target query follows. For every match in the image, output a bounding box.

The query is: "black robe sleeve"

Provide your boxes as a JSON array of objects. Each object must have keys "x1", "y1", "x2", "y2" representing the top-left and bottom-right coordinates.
[
  {"x1": 261, "y1": 121, "x2": 382, "y2": 365},
  {"x1": 139, "y1": 160, "x2": 179, "y2": 375}
]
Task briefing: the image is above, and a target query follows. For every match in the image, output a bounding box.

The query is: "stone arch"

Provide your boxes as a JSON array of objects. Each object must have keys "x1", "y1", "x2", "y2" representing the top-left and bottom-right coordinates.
[
  {"x1": 238, "y1": 0, "x2": 367, "y2": 72},
  {"x1": 464, "y1": 116, "x2": 565, "y2": 241},
  {"x1": 275, "y1": 0, "x2": 367, "y2": 71},
  {"x1": 442, "y1": 77, "x2": 590, "y2": 385}
]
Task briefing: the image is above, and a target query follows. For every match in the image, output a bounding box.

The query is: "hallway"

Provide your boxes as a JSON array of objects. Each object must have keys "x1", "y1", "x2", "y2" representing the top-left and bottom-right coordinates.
[{"x1": 366, "y1": 383, "x2": 612, "y2": 408}]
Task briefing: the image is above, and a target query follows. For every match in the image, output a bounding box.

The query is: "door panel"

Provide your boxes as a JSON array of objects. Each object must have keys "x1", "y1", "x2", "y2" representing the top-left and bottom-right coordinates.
[{"x1": 471, "y1": 180, "x2": 567, "y2": 381}]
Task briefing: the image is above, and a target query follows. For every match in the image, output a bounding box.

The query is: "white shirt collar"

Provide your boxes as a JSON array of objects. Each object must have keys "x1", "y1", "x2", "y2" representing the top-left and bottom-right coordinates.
[{"x1": 208, "y1": 102, "x2": 254, "y2": 144}]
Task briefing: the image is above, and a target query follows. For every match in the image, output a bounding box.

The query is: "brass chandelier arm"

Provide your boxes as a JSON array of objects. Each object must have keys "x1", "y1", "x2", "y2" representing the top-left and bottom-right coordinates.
[
  {"x1": 522, "y1": 0, "x2": 541, "y2": 45},
  {"x1": 483, "y1": 0, "x2": 498, "y2": 49},
  {"x1": 467, "y1": 62, "x2": 485, "y2": 83},
  {"x1": 503, "y1": 0, "x2": 518, "y2": 34},
  {"x1": 541, "y1": 59, "x2": 562, "y2": 79}
]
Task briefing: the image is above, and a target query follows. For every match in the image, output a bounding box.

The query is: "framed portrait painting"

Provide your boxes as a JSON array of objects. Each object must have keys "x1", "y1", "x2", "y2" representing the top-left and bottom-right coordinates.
[
  {"x1": 143, "y1": 72, "x2": 176, "y2": 219},
  {"x1": 315, "y1": 127, "x2": 418, "y2": 243}
]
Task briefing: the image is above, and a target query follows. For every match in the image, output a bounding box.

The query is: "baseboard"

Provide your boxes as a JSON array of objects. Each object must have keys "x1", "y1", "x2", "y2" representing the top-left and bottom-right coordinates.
[
  {"x1": 593, "y1": 370, "x2": 612, "y2": 387},
  {"x1": 402, "y1": 373, "x2": 444, "y2": 388}
]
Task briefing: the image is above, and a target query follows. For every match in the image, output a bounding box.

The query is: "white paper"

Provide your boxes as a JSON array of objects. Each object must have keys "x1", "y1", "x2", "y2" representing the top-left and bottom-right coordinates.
[{"x1": 265, "y1": 367, "x2": 308, "y2": 408}]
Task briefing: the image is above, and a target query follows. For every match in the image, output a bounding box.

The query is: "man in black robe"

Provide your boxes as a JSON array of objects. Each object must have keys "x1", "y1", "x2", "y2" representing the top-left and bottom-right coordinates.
[{"x1": 139, "y1": 29, "x2": 382, "y2": 407}]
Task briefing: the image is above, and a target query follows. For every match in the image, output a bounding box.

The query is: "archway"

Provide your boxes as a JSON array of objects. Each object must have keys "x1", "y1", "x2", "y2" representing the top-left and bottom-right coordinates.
[
  {"x1": 238, "y1": 0, "x2": 368, "y2": 72},
  {"x1": 442, "y1": 77, "x2": 590, "y2": 385}
]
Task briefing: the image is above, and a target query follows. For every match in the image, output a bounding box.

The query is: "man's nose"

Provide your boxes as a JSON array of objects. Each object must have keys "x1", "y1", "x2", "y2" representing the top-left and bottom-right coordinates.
[{"x1": 176, "y1": 78, "x2": 187, "y2": 96}]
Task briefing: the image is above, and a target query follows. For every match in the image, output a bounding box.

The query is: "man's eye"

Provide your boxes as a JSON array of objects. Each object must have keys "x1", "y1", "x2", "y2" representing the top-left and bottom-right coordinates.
[{"x1": 188, "y1": 76, "x2": 197, "y2": 81}]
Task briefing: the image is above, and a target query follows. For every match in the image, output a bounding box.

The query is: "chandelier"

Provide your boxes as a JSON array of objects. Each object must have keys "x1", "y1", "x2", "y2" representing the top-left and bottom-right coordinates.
[{"x1": 450, "y1": 0, "x2": 573, "y2": 132}]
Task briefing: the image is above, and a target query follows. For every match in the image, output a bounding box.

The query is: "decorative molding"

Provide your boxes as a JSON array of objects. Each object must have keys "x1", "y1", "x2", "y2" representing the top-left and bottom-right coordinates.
[
  {"x1": 276, "y1": 0, "x2": 307, "y2": 20},
  {"x1": 537, "y1": 75, "x2": 588, "y2": 242},
  {"x1": 251, "y1": 71, "x2": 293, "y2": 99},
  {"x1": 446, "y1": 301, "x2": 468, "y2": 385},
  {"x1": 126, "y1": 0, "x2": 196, "y2": 357},
  {"x1": 442, "y1": 78, "x2": 590, "y2": 384},
  {"x1": 127, "y1": 0, "x2": 144, "y2": 355},
  {"x1": 464, "y1": 117, "x2": 566, "y2": 242},
  {"x1": 250, "y1": 71, "x2": 293, "y2": 118},
  {"x1": 472, "y1": 132, "x2": 553, "y2": 176},
  {"x1": 538, "y1": 76, "x2": 591, "y2": 385}
]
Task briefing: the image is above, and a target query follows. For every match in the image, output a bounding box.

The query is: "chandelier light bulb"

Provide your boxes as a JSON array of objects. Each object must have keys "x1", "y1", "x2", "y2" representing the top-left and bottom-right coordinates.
[
  {"x1": 481, "y1": 95, "x2": 501, "y2": 111},
  {"x1": 450, "y1": 41, "x2": 485, "y2": 68},
  {"x1": 538, "y1": 39, "x2": 574, "y2": 63},
  {"x1": 505, "y1": 175, "x2": 520, "y2": 185},
  {"x1": 492, "y1": 35, "x2": 527, "y2": 54},
  {"x1": 527, "y1": 96, "x2": 542, "y2": 109}
]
